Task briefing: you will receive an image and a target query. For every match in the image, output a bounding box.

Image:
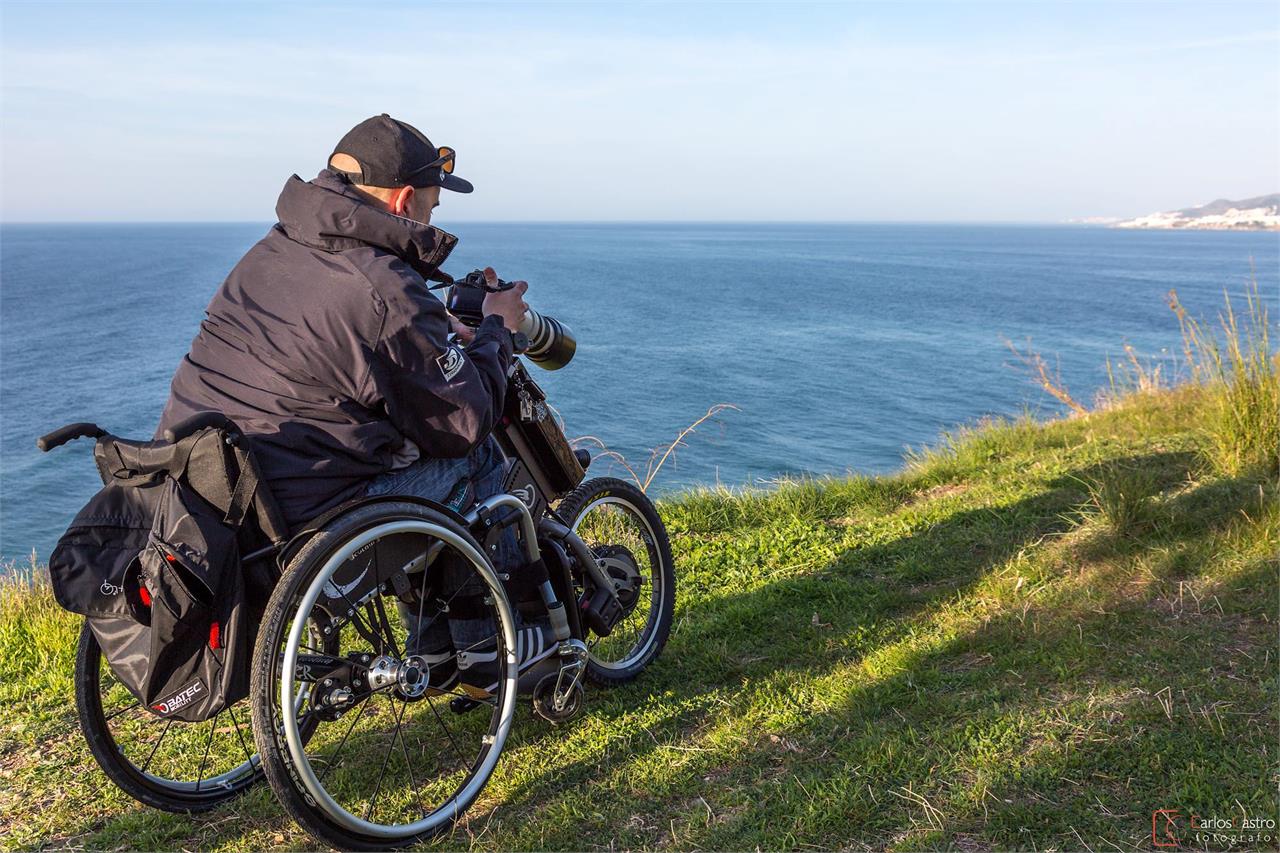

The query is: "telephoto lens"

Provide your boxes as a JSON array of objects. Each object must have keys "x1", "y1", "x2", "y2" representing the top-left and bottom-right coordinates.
[
  {"x1": 444, "y1": 270, "x2": 577, "y2": 370},
  {"x1": 517, "y1": 308, "x2": 576, "y2": 370}
]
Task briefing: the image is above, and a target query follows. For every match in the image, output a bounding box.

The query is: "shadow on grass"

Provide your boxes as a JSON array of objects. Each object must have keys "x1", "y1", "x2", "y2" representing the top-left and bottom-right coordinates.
[
  {"x1": 438, "y1": 454, "x2": 1272, "y2": 850},
  {"x1": 53, "y1": 450, "x2": 1272, "y2": 851},
  {"x1": 410, "y1": 454, "x2": 1172, "y2": 845}
]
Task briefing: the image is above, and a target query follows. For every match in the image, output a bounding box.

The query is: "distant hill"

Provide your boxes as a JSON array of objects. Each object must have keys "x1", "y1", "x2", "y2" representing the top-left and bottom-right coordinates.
[{"x1": 1114, "y1": 193, "x2": 1280, "y2": 231}]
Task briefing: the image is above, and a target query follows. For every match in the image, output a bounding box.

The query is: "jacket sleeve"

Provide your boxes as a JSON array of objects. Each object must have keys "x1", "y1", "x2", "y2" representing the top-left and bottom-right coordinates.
[{"x1": 367, "y1": 272, "x2": 514, "y2": 458}]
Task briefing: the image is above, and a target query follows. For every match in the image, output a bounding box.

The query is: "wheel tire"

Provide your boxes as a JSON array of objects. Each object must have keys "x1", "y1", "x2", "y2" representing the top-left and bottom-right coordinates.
[
  {"x1": 249, "y1": 501, "x2": 518, "y2": 851},
  {"x1": 556, "y1": 478, "x2": 676, "y2": 686},
  {"x1": 75, "y1": 622, "x2": 260, "y2": 812}
]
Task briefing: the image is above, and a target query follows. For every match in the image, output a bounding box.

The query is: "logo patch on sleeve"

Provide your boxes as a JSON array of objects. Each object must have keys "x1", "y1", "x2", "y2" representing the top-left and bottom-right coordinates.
[{"x1": 437, "y1": 346, "x2": 465, "y2": 381}]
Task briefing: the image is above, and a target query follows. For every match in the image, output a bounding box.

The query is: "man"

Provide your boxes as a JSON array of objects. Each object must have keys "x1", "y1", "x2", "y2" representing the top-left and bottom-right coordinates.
[{"x1": 157, "y1": 114, "x2": 536, "y2": 684}]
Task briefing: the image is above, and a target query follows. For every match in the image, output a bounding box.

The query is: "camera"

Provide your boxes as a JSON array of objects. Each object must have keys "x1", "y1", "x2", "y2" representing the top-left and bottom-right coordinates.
[{"x1": 445, "y1": 269, "x2": 577, "y2": 370}]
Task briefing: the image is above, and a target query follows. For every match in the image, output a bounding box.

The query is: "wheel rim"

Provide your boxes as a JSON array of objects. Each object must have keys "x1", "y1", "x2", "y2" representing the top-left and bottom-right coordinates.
[
  {"x1": 84, "y1": 630, "x2": 259, "y2": 796},
  {"x1": 570, "y1": 495, "x2": 665, "y2": 671},
  {"x1": 277, "y1": 519, "x2": 519, "y2": 840}
]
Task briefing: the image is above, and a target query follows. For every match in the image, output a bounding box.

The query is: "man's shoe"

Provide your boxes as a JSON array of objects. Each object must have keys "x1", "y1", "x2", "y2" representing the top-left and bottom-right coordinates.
[
  {"x1": 422, "y1": 648, "x2": 460, "y2": 692},
  {"x1": 456, "y1": 624, "x2": 559, "y2": 695}
]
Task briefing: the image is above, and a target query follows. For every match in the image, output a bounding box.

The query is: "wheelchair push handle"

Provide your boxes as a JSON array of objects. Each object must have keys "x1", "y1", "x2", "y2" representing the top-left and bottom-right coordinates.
[
  {"x1": 163, "y1": 411, "x2": 240, "y2": 444},
  {"x1": 36, "y1": 422, "x2": 106, "y2": 452},
  {"x1": 37, "y1": 411, "x2": 240, "y2": 452}
]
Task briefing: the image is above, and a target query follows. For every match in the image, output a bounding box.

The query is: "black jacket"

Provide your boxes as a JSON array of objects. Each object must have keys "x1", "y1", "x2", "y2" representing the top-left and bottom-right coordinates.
[{"x1": 157, "y1": 170, "x2": 513, "y2": 528}]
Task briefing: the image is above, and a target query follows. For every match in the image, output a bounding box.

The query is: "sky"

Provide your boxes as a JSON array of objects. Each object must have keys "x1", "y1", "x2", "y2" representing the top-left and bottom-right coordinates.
[{"x1": 1, "y1": 1, "x2": 1277, "y2": 223}]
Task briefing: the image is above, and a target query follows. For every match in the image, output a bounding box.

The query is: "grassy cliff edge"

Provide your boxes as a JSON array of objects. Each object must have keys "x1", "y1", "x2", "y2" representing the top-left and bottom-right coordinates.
[{"x1": 2, "y1": 377, "x2": 1276, "y2": 851}]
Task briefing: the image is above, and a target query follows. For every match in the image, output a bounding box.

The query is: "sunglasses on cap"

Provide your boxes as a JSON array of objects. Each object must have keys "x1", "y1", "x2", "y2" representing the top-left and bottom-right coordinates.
[{"x1": 408, "y1": 146, "x2": 457, "y2": 178}]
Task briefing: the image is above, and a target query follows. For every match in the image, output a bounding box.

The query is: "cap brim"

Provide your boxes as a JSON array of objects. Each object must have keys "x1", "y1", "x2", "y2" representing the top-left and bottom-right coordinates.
[{"x1": 438, "y1": 173, "x2": 474, "y2": 194}]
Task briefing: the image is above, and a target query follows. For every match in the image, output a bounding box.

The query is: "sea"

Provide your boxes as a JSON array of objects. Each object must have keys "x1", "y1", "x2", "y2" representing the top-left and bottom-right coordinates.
[{"x1": 2, "y1": 222, "x2": 1276, "y2": 564}]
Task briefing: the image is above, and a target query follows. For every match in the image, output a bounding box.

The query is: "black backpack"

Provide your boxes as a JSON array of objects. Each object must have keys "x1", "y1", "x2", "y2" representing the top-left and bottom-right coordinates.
[{"x1": 49, "y1": 427, "x2": 285, "y2": 722}]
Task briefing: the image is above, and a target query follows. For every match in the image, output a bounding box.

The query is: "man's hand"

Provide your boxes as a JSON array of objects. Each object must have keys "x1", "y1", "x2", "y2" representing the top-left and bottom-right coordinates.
[
  {"x1": 480, "y1": 266, "x2": 528, "y2": 332},
  {"x1": 448, "y1": 313, "x2": 476, "y2": 344}
]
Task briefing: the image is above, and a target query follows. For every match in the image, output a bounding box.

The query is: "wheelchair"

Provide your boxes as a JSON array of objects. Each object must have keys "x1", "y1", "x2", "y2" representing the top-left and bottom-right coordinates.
[{"x1": 40, "y1": 392, "x2": 676, "y2": 849}]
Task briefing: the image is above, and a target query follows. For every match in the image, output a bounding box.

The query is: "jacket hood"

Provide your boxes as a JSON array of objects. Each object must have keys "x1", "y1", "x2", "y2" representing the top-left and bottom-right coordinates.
[{"x1": 274, "y1": 169, "x2": 457, "y2": 279}]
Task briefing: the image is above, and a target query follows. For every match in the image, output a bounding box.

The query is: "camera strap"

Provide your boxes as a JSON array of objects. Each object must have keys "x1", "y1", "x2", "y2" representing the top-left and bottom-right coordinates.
[{"x1": 426, "y1": 269, "x2": 454, "y2": 288}]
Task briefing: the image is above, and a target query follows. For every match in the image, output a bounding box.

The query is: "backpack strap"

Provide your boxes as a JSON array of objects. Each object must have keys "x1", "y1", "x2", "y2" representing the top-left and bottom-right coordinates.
[
  {"x1": 224, "y1": 449, "x2": 257, "y2": 530},
  {"x1": 228, "y1": 441, "x2": 290, "y2": 545},
  {"x1": 183, "y1": 434, "x2": 259, "y2": 531}
]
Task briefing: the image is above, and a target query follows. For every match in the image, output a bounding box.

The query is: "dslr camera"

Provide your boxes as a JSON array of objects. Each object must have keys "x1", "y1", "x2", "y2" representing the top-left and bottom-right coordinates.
[{"x1": 445, "y1": 269, "x2": 577, "y2": 370}]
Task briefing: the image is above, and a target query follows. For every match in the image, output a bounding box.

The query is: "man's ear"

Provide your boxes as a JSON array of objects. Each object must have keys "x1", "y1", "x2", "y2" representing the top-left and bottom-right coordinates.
[{"x1": 391, "y1": 185, "x2": 414, "y2": 216}]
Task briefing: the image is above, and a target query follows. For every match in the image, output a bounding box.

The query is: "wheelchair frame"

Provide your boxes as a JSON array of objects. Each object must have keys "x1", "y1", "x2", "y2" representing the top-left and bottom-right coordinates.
[{"x1": 39, "y1": 371, "x2": 673, "y2": 845}]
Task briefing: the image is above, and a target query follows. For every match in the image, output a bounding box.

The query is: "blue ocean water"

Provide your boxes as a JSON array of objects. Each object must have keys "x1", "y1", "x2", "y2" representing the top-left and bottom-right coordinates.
[{"x1": 1, "y1": 222, "x2": 1276, "y2": 563}]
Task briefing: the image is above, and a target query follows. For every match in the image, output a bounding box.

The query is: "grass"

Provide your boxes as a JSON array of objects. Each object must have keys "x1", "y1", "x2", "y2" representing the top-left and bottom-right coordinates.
[
  {"x1": 2, "y1": 290, "x2": 1276, "y2": 851},
  {"x1": 1168, "y1": 284, "x2": 1280, "y2": 477},
  {"x1": 3, "y1": 382, "x2": 1276, "y2": 851},
  {"x1": 1074, "y1": 460, "x2": 1160, "y2": 536}
]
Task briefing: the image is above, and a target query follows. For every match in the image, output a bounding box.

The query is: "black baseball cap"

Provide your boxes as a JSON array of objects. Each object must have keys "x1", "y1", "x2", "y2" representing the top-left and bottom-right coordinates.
[{"x1": 330, "y1": 114, "x2": 473, "y2": 193}]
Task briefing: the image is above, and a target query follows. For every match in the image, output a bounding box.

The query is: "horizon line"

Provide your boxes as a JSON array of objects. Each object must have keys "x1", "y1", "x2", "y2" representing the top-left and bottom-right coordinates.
[{"x1": 0, "y1": 218, "x2": 1105, "y2": 227}]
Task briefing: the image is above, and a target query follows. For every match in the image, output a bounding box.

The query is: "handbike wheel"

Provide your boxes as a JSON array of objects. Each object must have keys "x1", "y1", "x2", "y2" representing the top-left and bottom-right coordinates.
[
  {"x1": 250, "y1": 501, "x2": 519, "y2": 851},
  {"x1": 556, "y1": 478, "x2": 676, "y2": 685},
  {"x1": 75, "y1": 621, "x2": 262, "y2": 811}
]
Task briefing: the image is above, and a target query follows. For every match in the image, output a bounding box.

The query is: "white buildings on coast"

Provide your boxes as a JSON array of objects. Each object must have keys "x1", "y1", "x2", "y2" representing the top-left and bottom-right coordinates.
[{"x1": 1110, "y1": 194, "x2": 1280, "y2": 231}]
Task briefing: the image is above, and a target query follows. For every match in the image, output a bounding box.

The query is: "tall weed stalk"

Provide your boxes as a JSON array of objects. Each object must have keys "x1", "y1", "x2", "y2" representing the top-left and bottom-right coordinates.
[
  {"x1": 571, "y1": 404, "x2": 738, "y2": 492},
  {"x1": 1168, "y1": 282, "x2": 1279, "y2": 476},
  {"x1": 1103, "y1": 343, "x2": 1168, "y2": 402}
]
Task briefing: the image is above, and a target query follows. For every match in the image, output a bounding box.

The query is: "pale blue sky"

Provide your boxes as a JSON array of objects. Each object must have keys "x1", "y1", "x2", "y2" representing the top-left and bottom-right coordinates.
[{"x1": 2, "y1": 1, "x2": 1277, "y2": 222}]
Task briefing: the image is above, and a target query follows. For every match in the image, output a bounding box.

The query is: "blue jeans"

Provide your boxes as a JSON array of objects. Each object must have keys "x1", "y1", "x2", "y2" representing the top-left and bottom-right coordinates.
[{"x1": 365, "y1": 436, "x2": 524, "y2": 653}]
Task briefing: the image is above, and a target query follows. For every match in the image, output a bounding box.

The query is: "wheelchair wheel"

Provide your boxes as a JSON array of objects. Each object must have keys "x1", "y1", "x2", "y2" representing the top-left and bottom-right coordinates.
[
  {"x1": 557, "y1": 478, "x2": 676, "y2": 685},
  {"x1": 75, "y1": 622, "x2": 261, "y2": 811},
  {"x1": 250, "y1": 501, "x2": 519, "y2": 851}
]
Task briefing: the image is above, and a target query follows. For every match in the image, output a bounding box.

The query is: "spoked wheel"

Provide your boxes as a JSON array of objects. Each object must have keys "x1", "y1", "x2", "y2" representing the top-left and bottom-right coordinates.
[
  {"x1": 250, "y1": 501, "x2": 519, "y2": 851},
  {"x1": 75, "y1": 622, "x2": 262, "y2": 811},
  {"x1": 557, "y1": 478, "x2": 676, "y2": 685}
]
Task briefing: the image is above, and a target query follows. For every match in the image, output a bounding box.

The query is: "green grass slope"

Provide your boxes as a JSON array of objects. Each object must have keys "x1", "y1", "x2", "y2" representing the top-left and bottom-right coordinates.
[{"x1": 2, "y1": 382, "x2": 1275, "y2": 851}]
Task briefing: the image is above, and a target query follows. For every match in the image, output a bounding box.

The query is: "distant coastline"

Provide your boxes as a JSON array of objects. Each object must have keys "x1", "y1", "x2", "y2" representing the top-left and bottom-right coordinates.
[{"x1": 1078, "y1": 193, "x2": 1280, "y2": 232}]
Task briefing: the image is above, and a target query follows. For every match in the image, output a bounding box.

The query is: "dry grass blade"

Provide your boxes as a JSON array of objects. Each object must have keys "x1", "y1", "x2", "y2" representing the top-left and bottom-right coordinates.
[
  {"x1": 1103, "y1": 343, "x2": 1167, "y2": 404},
  {"x1": 568, "y1": 434, "x2": 645, "y2": 488},
  {"x1": 570, "y1": 404, "x2": 739, "y2": 493},
  {"x1": 1004, "y1": 337, "x2": 1088, "y2": 415},
  {"x1": 641, "y1": 404, "x2": 740, "y2": 491}
]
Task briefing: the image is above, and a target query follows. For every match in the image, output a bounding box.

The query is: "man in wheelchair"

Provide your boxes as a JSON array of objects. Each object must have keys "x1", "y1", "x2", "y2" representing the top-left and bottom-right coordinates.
[{"x1": 156, "y1": 114, "x2": 543, "y2": 691}]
